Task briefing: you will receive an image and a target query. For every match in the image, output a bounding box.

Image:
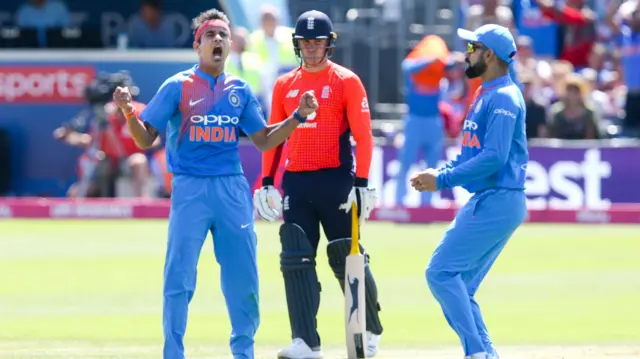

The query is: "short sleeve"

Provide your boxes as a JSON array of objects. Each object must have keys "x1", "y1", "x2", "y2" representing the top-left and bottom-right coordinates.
[
  {"x1": 139, "y1": 76, "x2": 180, "y2": 133},
  {"x1": 239, "y1": 87, "x2": 267, "y2": 135},
  {"x1": 268, "y1": 77, "x2": 287, "y2": 125}
]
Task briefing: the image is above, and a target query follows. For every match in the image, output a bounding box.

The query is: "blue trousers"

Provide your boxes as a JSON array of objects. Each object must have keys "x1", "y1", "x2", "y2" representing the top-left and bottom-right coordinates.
[
  {"x1": 396, "y1": 115, "x2": 445, "y2": 207},
  {"x1": 426, "y1": 189, "x2": 527, "y2": 356},
  {"x1": 163, "y1": 174, "x2": 259, "y2": 359}
]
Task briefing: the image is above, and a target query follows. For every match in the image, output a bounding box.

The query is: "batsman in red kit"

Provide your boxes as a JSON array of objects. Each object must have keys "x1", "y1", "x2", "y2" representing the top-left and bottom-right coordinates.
[{"x1": 252, "y1": 10, "x2": 384, "y2": 359}]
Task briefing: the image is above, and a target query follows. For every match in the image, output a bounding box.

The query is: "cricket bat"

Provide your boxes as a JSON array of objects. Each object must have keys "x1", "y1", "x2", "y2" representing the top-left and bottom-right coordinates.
[{"x1": 345, "y1": 201, "x2": 367, "y2": 359}]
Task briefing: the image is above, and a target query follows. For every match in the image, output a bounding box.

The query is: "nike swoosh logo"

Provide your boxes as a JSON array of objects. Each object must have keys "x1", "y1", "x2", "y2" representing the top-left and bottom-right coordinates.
[
  {"x1": 189, "y1": 98, "x2": 204, "y2": 106},
  {"x1": 241, "y1": 223, "x2": 251, "y2": 228}
]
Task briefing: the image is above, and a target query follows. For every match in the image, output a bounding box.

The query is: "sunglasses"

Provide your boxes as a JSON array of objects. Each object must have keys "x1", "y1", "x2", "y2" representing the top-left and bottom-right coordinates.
[{"x1": 467, "y1": 42, "x2": 488, "y2": 53}]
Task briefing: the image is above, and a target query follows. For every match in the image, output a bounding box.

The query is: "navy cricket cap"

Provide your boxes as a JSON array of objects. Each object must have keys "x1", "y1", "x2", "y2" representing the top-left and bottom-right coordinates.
[
  {"x1": 293, "y1": 10, "x2": 335, "y2": 39},
  {"x1": 457, "y1": 24, "x2": 517, "y2": 63}
]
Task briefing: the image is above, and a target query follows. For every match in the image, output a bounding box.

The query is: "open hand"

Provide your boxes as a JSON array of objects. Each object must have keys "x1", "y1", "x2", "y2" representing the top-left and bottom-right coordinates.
[{"x1": 297, "y1": 90, "x2": 319, "y2": 118}]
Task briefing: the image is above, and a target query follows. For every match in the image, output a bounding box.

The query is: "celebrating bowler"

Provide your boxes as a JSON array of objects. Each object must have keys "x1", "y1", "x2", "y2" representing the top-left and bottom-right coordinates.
[{"x1": 112, "y1": 8, "x2": 317, "y2": 359}]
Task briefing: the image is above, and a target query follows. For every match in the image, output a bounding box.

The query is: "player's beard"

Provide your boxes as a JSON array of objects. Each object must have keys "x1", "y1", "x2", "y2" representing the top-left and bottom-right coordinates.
[{"x1": 465, "y1": 57, "x2": 487, "y2": 79}]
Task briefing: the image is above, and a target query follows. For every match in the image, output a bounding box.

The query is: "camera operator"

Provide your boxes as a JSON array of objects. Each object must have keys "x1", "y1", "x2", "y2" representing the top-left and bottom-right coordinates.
[{"x1": 53, "y1": 71, "x2": 160, "y2": 198}]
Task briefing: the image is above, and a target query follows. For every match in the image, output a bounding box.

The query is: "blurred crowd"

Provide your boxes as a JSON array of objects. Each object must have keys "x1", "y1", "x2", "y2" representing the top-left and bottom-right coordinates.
[
  {"x1": 16, "y1": 0, "x2": 640, "y2": 142},
  {"x1": 11, "y1": 0, "x2": 640, "y2": 198},
  {"x1": 464, "y1": 0, "x2": 640, "y2": 140},
  {"x1": 515, "y1": 0, "x2": 640, "y2": 140}
]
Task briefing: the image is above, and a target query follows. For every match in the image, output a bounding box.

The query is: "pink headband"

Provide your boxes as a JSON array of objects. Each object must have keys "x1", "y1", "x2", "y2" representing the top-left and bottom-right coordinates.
[{"x1": 195, "y1": 20, "x2": 230, "y2": 41}]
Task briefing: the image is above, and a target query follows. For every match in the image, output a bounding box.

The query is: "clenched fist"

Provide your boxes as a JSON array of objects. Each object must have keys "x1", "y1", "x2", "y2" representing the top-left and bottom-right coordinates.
[
  {"x1": 297, "y1": 90, "x2": 319, "y2": 118},
  {"x1": 410, "y1": 168, "x2": 439, "y2": 192},
  {"x1": 112, "y1": 86, "x2": 134, "y2": 114}
]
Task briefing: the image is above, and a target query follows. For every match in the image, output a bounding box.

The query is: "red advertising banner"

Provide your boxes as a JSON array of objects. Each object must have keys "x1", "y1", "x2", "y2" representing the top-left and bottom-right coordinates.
[{"x1": 0, "y1": 65, "x2": 96, "y2": 103}]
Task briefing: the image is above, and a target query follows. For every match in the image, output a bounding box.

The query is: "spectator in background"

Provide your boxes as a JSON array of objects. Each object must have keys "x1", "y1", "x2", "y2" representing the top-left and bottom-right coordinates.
[
  {"x1": 53, "y1": 101, "x2": 159, "y2": 198},
  {"x1": 16, "y1": 0, "x2": 69, "y2": 28},
  {"x1": 466, "y1": 0, "x2": 515, "y2": 33},
  {"x1": 520, "y1": 71, "x2": 549, "y2": 138},
  {"x1": 246, "y1": 4, "x2": 297, "y2": 116},
  {"x1": 607, "y1": 0, "x2": 640, "y2": 137},
  {"x1": 534, "y1": 0, "x2": 596, "y2": 69},
  {"x1": 548, "y1": 73, "x2": 601, "y2": 139},
  {"x1": 515, "y1": 35, "x2": 554, "y2": 85},
  {"x1": 586, "y1": 42, "x2": 609, "y2": 81},
  {"x1": 226, "y1": 27, "x2": 265, "y2": 111},
  {"x1": 128, "y1": 0, "x2": 175, "y2": 48},
  {"x1": 580, "y1": 67, "x2": 618, "y2": 121},
  {"x1": 542, "y1": 59, "x2": 575, "y2": 104}
]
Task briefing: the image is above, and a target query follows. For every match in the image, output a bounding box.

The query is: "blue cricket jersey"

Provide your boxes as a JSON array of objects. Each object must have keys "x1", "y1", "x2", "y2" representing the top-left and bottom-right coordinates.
[
  {"x1": 615, "y1": 25, "x2": 640, "y2": 92},
  {"x1": 140, "y1": 65, "x2": 266, "y2": 176},
  {"x1": 402, "y1": 58, "x2": 442, "y2": 118},
  {"x1": 436, "y1": 74, "x2": 528, "y2": 193}
]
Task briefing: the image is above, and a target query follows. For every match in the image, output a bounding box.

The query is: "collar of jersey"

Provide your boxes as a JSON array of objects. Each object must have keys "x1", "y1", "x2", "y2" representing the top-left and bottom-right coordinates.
[
  {"x1": 480, "y1": 74, "x2": 511, "y2": 92},
  {"x1": 193, "y1": 65, "x2": 226, "y2": 87}
]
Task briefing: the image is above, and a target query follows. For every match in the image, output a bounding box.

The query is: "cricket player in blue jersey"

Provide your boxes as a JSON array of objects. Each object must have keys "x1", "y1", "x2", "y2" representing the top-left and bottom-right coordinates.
[
  {"x1": 112, "y1": 9, "x2": 318, "y2": 359},
  {"x1": 395, "y1": 54, "x2": 446, "y2": 207},
  {"x1": 411, "y1": 24, "x2": 528, "y2": 359}
]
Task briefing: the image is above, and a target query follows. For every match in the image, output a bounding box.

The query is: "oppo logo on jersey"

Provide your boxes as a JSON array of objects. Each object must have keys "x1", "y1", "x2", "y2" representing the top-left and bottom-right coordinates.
[
  {"x1": 190, "y1": 115, "x2": 239, "y2": 126},
  {"x1": 189, "y1": 114, "x2": 238, "y2": 143}
]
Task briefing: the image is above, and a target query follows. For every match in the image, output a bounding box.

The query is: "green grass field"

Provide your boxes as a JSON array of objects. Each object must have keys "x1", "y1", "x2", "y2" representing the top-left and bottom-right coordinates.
[{"x1": 1, "y1": 220, "x2": 639, "y2": 359}]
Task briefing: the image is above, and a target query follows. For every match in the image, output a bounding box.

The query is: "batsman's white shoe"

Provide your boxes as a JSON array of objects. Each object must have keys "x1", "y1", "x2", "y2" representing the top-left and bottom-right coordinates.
[
  {"x1": 277, "y1": 338, "x2": 323, "y2": 359},
  {"x1": 366, "y1": 331, "x2": 381, "y2": 357}
]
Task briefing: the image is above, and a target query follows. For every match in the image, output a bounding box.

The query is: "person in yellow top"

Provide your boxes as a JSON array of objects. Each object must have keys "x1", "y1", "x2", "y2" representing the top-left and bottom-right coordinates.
[
  {"x1": 246, "y1": 4, "x2": 298, "y2": 115},
  {"x1": 226, "y1": 26, "x2": 264, "y2": 111}
]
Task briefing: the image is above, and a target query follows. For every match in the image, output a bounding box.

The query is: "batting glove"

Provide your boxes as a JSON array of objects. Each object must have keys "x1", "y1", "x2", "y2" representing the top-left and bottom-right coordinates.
[
  {"x1": 339, "y1": 186, "x2": 378, "y2": 226},
  {"x1": 253, "y1": 185, "x2": 283, "y2": 222}
]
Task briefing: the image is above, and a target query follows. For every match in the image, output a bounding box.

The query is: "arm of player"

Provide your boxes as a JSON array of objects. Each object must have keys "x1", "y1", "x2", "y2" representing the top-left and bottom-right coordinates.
[
  {"x1": 340, "y1": 76, "x2": 377, "y2": 224},
  {"x1": 114, "y1": 77, "x2": 179, "y2": 149},
  {"x1": 260, "y1": 78, "x2": 287, "y2": 186},
  {"x1": 247, "y1": 90, "x2": 317, "y2": 152},
  {"x1": 401, "y1": 57, "x2": 438, "y2": 75},
  {"x1": 345, "y1": 76, "x2": 374, "y2": 187},
  {"x1": 251, "y1": 80, "x2": 289, "y2": 222},
  {"x1": 439, "y1": 154, "x2": 462, "y2": 172},
  {"x1": 436, "y1": 92, "x2": 519, "y2": 190}
]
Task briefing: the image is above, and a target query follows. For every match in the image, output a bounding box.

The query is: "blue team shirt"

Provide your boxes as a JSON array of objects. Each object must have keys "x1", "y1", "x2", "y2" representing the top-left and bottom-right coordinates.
[
  {"x1": 615, "y1": 25, "x2": 640, "y2": 91},
  {"x1": 402, "y1": 58, "x2": 442, "y2": 118},
  {"x1": 436, "y1": 75, "x2": 529, "y2": 193},
  {"x1": 140, "y1": 65, "x2": 266, "y2": 177}
]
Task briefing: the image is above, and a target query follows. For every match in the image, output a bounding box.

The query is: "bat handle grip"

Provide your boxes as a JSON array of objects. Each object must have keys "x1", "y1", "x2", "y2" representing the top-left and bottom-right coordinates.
[{"x1": 350, "y1": 202, "x2": 359, "y2": 255}]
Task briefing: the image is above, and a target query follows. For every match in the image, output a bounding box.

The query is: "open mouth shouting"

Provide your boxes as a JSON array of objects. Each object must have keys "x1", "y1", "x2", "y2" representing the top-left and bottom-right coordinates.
[{"x1": 212, "y1": 46, "x2": 223, "y2": 61}]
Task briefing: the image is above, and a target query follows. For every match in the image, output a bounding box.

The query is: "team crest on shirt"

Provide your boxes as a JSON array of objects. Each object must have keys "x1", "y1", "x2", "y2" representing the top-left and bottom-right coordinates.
[{"x1": 229, "y1": 91, "x2": 240, "y2": 107}]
